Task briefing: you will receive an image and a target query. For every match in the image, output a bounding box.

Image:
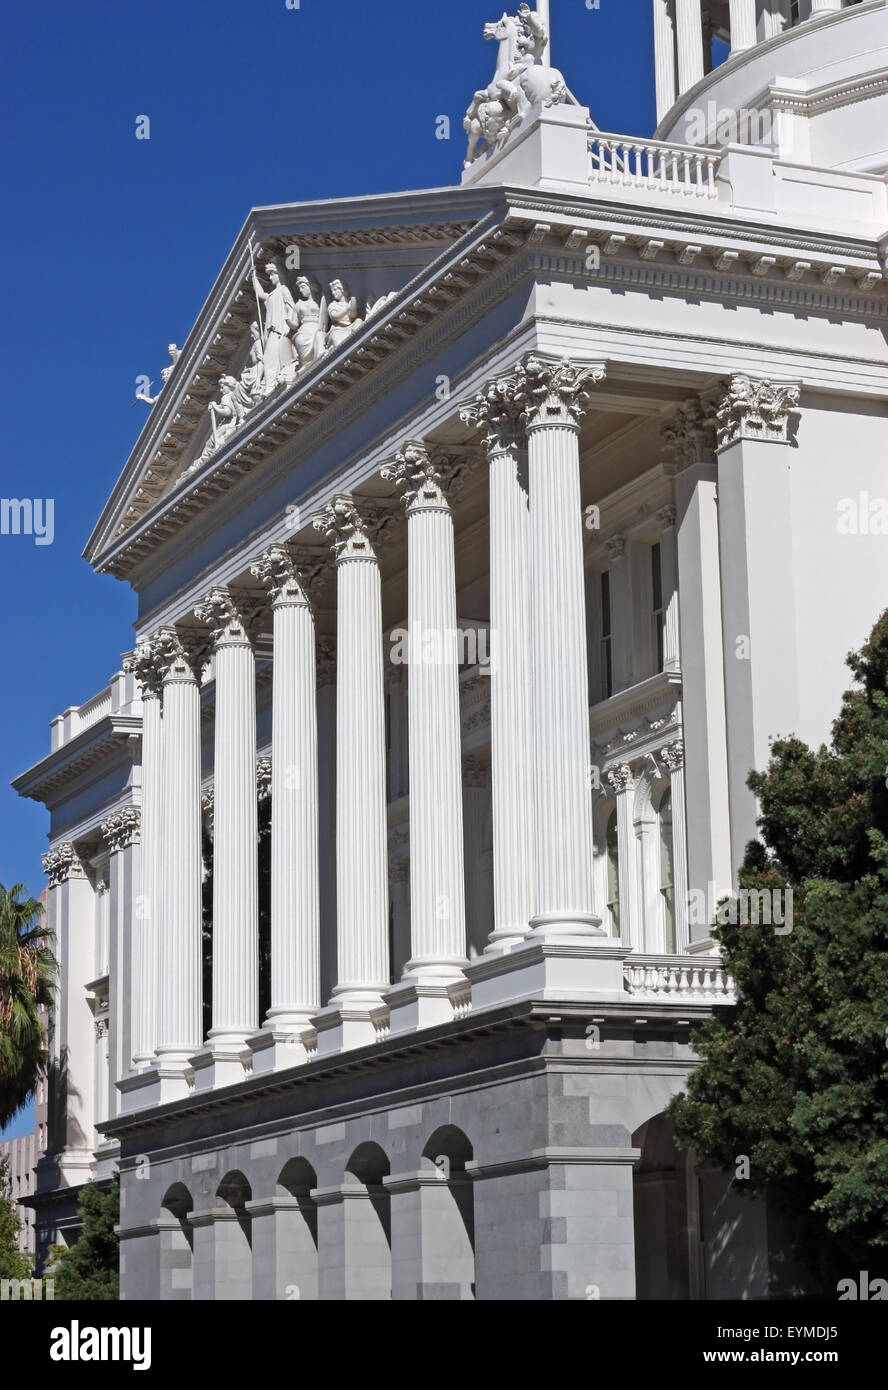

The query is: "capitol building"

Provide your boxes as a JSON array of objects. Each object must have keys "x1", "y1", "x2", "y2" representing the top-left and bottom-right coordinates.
[{"x1": 14, "y1": 0, "x2": 887, "y2": 1299}]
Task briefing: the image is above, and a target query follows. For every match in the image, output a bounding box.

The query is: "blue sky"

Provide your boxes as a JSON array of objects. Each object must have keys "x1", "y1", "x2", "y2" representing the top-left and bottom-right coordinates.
[{"x1": 0, "y1": 1, "x2": 657, "y2": 1136}]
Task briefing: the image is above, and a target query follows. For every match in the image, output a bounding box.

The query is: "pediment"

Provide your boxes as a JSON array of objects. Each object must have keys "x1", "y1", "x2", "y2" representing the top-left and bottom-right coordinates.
[{"x1": 86, "y1": 188, "x2": 504, "y2": 576}]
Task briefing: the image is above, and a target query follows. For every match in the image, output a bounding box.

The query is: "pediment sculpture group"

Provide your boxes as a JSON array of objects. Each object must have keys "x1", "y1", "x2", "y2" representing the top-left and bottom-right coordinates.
[{"x1": 191, "y1": 264, "x2": 397, "y2": 469}]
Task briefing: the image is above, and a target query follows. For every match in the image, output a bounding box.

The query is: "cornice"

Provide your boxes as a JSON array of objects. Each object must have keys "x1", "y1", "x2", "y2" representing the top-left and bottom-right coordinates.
[
  {"x1": 763, "y1": 68, "x2": 888, "y2": 119},
  {"x1": 13, "y1": 716, "x2": 141, "y2": 807},
  {"x1": 87, "y1": 209, "x2": 507, "y2": 569},
  {"x1": 94, "y1": 225, "x2": 529, "y2": 583}
]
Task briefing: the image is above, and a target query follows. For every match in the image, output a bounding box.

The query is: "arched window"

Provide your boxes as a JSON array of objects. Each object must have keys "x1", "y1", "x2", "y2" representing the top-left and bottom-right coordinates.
[
  {"x1": 658, "y1": 787, "x2": 675, "y2": 954},
  {"x1": 605, "y1": 810, "x2": 620, "y2": 937}
]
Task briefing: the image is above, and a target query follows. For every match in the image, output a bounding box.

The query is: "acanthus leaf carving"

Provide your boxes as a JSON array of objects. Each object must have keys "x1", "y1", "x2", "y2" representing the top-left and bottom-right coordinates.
[{"x1": 715, "y1": 375, "x2": 801, "y2": 446}]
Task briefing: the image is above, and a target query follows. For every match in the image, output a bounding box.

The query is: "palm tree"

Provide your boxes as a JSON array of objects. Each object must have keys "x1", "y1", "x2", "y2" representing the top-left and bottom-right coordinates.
[{"x1": 0, "y1": 884, "x2": 55, "y2": 1130}]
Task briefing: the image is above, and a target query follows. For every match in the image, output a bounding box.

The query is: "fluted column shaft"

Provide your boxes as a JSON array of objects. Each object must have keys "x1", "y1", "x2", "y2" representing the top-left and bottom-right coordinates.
[
  {"x1": 462, "y1": 382, "x2": 535, "y2": 953},
  {"x1": 317, "y1": 507, "x2": 389, "y2": 1008},
  {"x1": 608, "y1": 768, "x2": 639, "y2": 949},
  {"x1": 195, "y1": 590, "x2": 259, "y2": 1052},
  {"x1": 658, "y1": 505, "x2": 681, "y2": 674},
  {"x1": 136, "y1": 688, "x2": 161, "y2": 1064},
  {"x1": 810, "y1": 0, "x2": 842, "y2": 14},
  {"x1": 384, "y1": 448, "x2": 467, "y2": 983},
  {"x1": 663, "y1": 743, "x2": 689, "y2": 953},
  {"x1": 653, "y1": 0, "x2": 677, "y2": 122},
  {"x1": 728, "y1": 0, "x2": 757, "y2": 53},
  {"x1": 252, "y1": 546, "x2": 322, "y2": 1050},
  {"x1": 124, "y1": 640, "x2": 164, "y2": 1070},
  {"x1": 525, "y1": 359, "x2": 604, "y2": 938},
  {"x1": 676, "y1": 0, "x2": 705, "y2": 92},
  {"x1": 156, "y1": 632, "x2": 204, "y2": 1077}
]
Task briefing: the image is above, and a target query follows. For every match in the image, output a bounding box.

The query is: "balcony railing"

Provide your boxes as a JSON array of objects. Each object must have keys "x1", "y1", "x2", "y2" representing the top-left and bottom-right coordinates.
[
  {"x1": 624, "y1": 954, "x2": 734, "y2": 1001},
  {"x1": 589, "y1": 133, "x2": 720, "y2": 199}
]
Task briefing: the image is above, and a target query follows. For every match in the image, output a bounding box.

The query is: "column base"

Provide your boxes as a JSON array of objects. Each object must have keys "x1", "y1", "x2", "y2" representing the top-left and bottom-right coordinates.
[
  {"x1": 386, "y1": 969, "x2": 472, "y2": 1036},
  {"x1": 251, "y1": 1013, "x2": 319, "y2": 1072},
  {"x1": 314, "y1": 991, "x2": 390, "y2": 1055},
  {"x1": 153, "y1": 1050, "x2": 197, "y2": 1105},
  {"x1": 467, "y1": 938, "x2": 631, "y2": 1012},
  {"x1": 527, "y1": 911, "x2": 607, "y2": 943},
  {"x1": 190, "y1": 1033, "x2": 254, "y2": 1091},
  {"x1": 483, "y1": 926, "x2": 530, "y2": 956}
]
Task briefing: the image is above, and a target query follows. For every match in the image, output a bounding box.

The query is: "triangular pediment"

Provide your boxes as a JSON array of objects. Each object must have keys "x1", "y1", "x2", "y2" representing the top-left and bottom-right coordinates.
[{"x1": 85, "y1": 185, "x2": 503, "y2": 575}]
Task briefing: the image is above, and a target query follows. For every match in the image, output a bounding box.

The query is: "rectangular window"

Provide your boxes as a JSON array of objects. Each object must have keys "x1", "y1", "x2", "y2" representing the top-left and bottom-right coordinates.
[
  {"x1": 600, "y1": 570, "x2": 613, "y2": 699},
  {"x1": 651, "y1": 542, "x2": 664, "y2": 674}
]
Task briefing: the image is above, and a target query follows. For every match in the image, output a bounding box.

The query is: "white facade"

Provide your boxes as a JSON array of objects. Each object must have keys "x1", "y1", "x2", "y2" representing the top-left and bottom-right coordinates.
[{"x1": 14, "y1": 1, "x2": 887, "y2": 1299}]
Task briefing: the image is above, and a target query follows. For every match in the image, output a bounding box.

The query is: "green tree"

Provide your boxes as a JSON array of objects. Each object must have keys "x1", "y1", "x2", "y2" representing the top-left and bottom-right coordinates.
[
  {"x1": 0, "y1": 884, "x2": 55, "y2": 1129},
  {"x1": 51, "y1": 1177, "x2": 119, "y2": 1300},
  {"x1": 670, "y1": 610, "x2": 888, "y2": 1282},
  {"x1": 0, "y1": 1156, "x2": 32, "y2": 1281}
]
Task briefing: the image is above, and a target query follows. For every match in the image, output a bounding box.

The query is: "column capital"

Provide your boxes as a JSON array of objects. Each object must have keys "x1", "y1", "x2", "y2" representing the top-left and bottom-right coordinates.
[
  {"x1": 604, "y1": 534, "x2": 627, "y2": 563},
  {"x1": 42, "y1": 842, "x2": 88, "y2": 887},
  {"x1": 716, "y1": 375, "x2": 801, "y2": 447},
  {"x1": 155, "y1": 626, "x2": 209, "y2": 682},
  {"x1": 251, "y1": 543, "x2": 326, "y2": 609},
  {"x1": 123, "y1": 636, "x2": 166, "y2": 698},
  {"x1": 656, "y1": 504, "x2": 677, "y2": 530},
  {"x1": 193, "y1": 586, "x2": 263, "y2": 647},
  {"x1": 100, "y1": 806, "x2": 141, "y2": 852},
  {"x1": 381, "y1": 441, "x2": 474, "y2": 513},
  {"x1": 659, "y1": 739, "x2": 685, "y2": 774},
  {"x1": 523, "y1": 355, "x2": 606, "y2": 431},
  {"x1": 606, "y1": 764, "x2": 636, "y2": 796},
  {"x1": 661, "y1": 395, "x2": 719, "y2": 469},
  {"x1": 312, "y1": 495, "x2": 395, "y2": 562},
  {"x1": 460, "y1": 367, "x2": 528, "y2": 454}
]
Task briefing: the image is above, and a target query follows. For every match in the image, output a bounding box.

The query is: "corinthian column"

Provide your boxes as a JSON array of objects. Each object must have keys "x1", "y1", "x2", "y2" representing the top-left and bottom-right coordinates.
[
  {"x1": 123, "y1": 640, "x2": 163, "y2": 1070},
  {"x1": 251, "y1": 544, "x2": 325, "y2": 1064},
  {"x1": 524, "y1": 356, "x2": 605, "y2": 941},
  {"x1": 381, "y1": 444, "x2": 468, "y2": 1024},
  {"x1": 193, "y1": 588, "x2": 260, "y2": 1083},
  {"x1": 154, "y1": 627, "x2": 206, "y2": 1100},
  {"x1": 313, "y1": 498, "x2": 390, "y2": 1049},
  {"x1": 728, "y1": 0, "x2": 757, "y2": 54},
  {"x1": 652, "y1": 0, "x2": 677, "y2": 122},
  {"x1": 676, "y1": 0, "x2": 705, "y2": 93},
  {"x1": 715, "y1": 376, "x2": 801, "y2": 873},
  {"x1": 461, "y1": 374, "x2": 533, "y2": 951}
]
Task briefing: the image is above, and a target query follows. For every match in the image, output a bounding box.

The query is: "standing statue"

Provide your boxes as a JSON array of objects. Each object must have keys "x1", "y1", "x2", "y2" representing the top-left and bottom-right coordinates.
[
  {"x1": 464, "y1": 7, "x2": 569, "y2": 167},
  {"x1": 252, "y1": 259, "x2": 298, "y2": 390},
  {"x1": 325, "y1": 279, "x2": 363, "y2": 348},
  {"x1": 291, "y1": 276, "x2": 326, "y2": 367}
]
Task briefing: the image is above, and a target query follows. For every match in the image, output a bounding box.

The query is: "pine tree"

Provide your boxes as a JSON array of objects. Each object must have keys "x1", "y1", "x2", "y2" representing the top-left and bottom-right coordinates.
[
  {"x1": 670, "y1": 610, "x2": 888, "y2": 1282},
  {"x1": 51, "y1": 1177, "x2": 119, "y2": 1300}
]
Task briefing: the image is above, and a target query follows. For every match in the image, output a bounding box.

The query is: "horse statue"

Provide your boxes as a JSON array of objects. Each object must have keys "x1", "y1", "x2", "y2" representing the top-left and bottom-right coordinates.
[{"x1": 464, "y1": 7, "x2": 569, "y2": 167}]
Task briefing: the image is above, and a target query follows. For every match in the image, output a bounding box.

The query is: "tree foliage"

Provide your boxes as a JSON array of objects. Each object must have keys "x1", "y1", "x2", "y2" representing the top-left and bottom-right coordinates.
[
  {"x1": 0, "y1": 884, "x2": 55, "y2": 1129},
  {"x1": 51, "y1": 1177, "x2": 119, "y2": 1300},
  {"x1": 0, "y1": 1156, "x2": 32, "y2": 1281},
  {"x1": 670, "y1": 611, "x2": 888, "y2": 1280}
]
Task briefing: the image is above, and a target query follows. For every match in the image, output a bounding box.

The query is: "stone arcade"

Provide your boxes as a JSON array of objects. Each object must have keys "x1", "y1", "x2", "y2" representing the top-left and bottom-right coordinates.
[{"x1": 14, "y1": 1, "x2": 888, "y2": 1298}]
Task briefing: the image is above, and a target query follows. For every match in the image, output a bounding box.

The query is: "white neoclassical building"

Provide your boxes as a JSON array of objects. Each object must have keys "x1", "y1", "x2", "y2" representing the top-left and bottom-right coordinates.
[{"x1": 14, "y1": 0, "x2": 888, "y2": 1300}]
